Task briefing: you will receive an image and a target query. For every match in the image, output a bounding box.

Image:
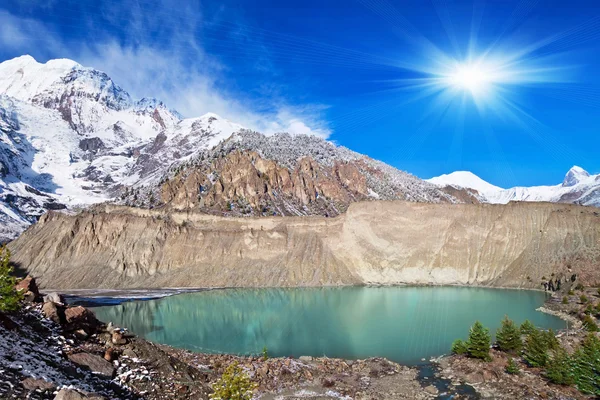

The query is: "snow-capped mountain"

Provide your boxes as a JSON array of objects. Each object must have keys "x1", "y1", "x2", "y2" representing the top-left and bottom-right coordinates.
[
  {"x1": 0, "y1": 55, "x2": 244, "y2": 241},
  {"x1": 1, "y1": 55, "x2": 476, "y2": 242},
  {"x1": 427, "y1": 171, "x2": 503, "y2": 197},
  {"x1": 427, "y1": 166, "x2": 600, "y2": 207}
]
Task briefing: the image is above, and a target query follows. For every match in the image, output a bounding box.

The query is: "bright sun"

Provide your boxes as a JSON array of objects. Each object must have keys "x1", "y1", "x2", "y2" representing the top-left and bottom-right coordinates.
[{"x1": 446, "y1": 63, "x2": 494, "y2": 97}]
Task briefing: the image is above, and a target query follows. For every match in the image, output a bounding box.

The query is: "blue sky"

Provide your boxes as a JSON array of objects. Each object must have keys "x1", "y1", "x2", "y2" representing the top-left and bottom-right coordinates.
[{"x1": 1, "y1": 0, "x2": 600, "y2": 187}]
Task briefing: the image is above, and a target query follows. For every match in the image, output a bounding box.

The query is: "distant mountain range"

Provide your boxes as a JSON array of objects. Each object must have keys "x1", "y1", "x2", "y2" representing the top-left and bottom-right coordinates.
[
  {"x1": 427, "y1": 166, "x2": 600, "y2": 207},
  {"x1": 0, "y1": 55, "x2": 473, "y2": 242}
]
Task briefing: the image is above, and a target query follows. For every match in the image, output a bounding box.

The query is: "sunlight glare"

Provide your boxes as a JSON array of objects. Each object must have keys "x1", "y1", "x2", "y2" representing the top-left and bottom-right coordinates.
[{"x1": 447, "y1": 62, "x2": 493, "y2": 97}]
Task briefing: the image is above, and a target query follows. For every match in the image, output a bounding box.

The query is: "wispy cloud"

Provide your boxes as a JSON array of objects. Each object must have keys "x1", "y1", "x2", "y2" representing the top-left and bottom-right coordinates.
[{"x1": 0, "y1": 4, "x2": 332, "y2": 138}]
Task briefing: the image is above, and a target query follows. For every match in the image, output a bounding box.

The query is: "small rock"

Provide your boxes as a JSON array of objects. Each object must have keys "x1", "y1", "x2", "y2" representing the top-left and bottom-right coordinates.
[
  {"x1": 54, "y1": 389, "x2": 106, "y2": 400},
  {"x1": 15, "y1": 276, "x2": 40, "y2": 301},
  {"x1": 104, "y1": 347, "x2": 118, "y2": 361},
  {"x1": 43, "y1": 292, "x2": 64, "y2": 304},
  {"x1": 42, "y1": 301, "x2": 64, "y2": 324},
  {"x1": 423, "y1": 385, "x2": 439, "y2": 395},
  {"x1": 21, "y1": 377, "x2": 55, "y2": 391},
  {"x1": 68, "y1": 352, "x2": 115, "y2": 378},
  {"x1": 112, "y1": 331, "x2": 127, "y2": 345},
  {"x1": 74, "y1": 329, "x2": 88, "y2": 340},
  {"x1": 299, "y1": 356, "x2": 313, "y2": 362}
]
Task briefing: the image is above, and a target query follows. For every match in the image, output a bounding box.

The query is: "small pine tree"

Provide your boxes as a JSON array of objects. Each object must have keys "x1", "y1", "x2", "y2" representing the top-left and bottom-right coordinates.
[
  {"x1": 581, "y1": 295, "x2": 588, "y2": 304},
  {"x1": 505, "y1": 358, "x2": 520, "y2": 375},
  {"x1": 597, "y1": 288, "x2": 600, "y2": 297},
  {"x1": 262, "y1": 346, "x2": 269, "y2": 361},
  {"x1": 496, "y1": 315, "x2": 522, "y2": 353},
  {"x1": 209, "y1": 362, "x2": 257, "y2": 400},
  {"x1": 546, "y1": 347, "x2": 575, "y2": 386},
  {"x1": 582, "y1": 315, "x2": 598, "y2": 332},
  {"x1": 568, "y1": 289, "x2": 575, "y2": 295},
  {"x1": 520, "y1": 319, "x2": 535, "y2": 336},
  {"x1": 467, "y1": 321, "x2": 491, "y2": 361},
  {"x1": 542, "y1": 329, "x2": 560, "y2": 351},
  {"x1": 572, "y1": 334, "x2": 600, "y2": 395},
  {"x1": 451, "y1": 339, "x2": 468, "y2": 355},
  {"x1": 562, "y1": 296, "x2": 568, "y2": 304},
  {"x1": 523, "y1": 328, "x2": 549, "y2": 367},
  {"x1": 0, "y1": 246, "x2": 22, "y2": 312}
]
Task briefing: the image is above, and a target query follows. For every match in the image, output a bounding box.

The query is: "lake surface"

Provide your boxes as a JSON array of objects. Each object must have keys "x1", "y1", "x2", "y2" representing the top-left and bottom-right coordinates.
[{"x1": 91, "y1": 286, "x2": 565, "y2": 365}]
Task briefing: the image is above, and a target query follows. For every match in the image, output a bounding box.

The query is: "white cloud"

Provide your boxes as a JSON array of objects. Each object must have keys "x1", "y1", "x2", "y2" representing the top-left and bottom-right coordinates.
[{"x1": 0, "y1": 8, "x2": 331, "y2": 138}]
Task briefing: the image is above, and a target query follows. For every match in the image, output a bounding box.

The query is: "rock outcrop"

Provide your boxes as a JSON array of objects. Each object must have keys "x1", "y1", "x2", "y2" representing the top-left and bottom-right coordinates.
[{"x1": 8, "y1": 201, "x2": 600, "y2": 290}]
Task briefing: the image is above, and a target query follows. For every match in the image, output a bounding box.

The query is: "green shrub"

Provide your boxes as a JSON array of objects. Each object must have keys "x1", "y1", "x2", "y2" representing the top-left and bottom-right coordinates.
[
  {"x1": 496, "y1": 316, "x2": 522, "y2": 353},
  {"x1": 0, "y1": 246, "x2": 21, "y2": 312},
  {"x1": 505, "y1": 358, "x2": 520, "y2": 375},
  {"x1": 546, "y1": 347, "x2": 575, "y2": 386},
  {"x1": 569, "y1": 289, "x2": 575, "y2": 295},
  {"x1": 520, "y1": 320, "x2": 535, "y2": 336},
  {"x1": 572, "y1": 334, "x2": 600, "y2": 395},
  {"x1": 262, "y1": 346, "x2": 269, "y2": 361},
  {"x1": 562, "y1": 296, "x2": 569, "y2": 304},
  {"x1": 580, "y1": 295, "x2": 588, "y2": 304},
  {"x1": 585, "y1": 304, "x2": 594, "y2": 315},
  {"x1": 582, "y1": 315, "x2": 598, "y2": 332},
  {"x1": 467, "y1": 321, "x2": 491, "y2": 361},
  {"x1": 523, "y1": 328, "x2": 549, "y2": 367},
  {"x1": 597, "y1": 288, "x2": 600, "y2": 297},
  {"x1": 575, "y1": 284, "x2": 584, "y2": 291},
  {"x1": 451, "y1": 339, "x2": 468, "y2": 355},
  {"x1": 209, "y1": 362, "x2": 257, "y2": 400}
]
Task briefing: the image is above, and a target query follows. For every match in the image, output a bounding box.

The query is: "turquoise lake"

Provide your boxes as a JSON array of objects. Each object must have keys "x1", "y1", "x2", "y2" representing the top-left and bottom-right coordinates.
[{"x1": 91, "y1": 286, "x2": 566, "y2": 365}]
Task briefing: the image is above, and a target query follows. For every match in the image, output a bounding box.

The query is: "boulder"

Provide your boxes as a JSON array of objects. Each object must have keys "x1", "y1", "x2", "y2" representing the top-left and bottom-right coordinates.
[
  {"x1": 65, "y1": 306, "x2": 101, "y2": 332},
  {"x1": 54, "y1": 389, "x2": 107, "y2": 400},
  {"x1": 15, "y1": 276, "x2": 40, "y2": 302},
  {"x1": 44, "y1": 292, "x2": 64, "y2": 304},
  {"x1": 21, "y1": 377, "x2": 55, "y2": 391},
  {"x1": 68, "y1": 352, "x2": 115, "y2": 378},
  {"x1": 299, "y1": 356, "x2": 313, "y2": 362},
  {"x1": 42, "y1": 301, "x2": 65, "y2": 324}
]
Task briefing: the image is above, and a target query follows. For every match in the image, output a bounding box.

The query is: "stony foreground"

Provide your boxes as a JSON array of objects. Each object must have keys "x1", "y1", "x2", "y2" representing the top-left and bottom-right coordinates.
[
  {"x1": 0, "y1": 284, "x2": 435, "y2": 400},
  {"x1": 1, "y1": 277, "x2": 597, "y2": 400}
]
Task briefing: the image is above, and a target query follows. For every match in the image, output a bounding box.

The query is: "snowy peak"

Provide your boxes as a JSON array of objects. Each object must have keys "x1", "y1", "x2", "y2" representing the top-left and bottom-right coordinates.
[
  {"x1": 426, "y1": 171, "x2": 503, "y2": 195},
  {"x1": 562, "y1": 166, "x2": 590, "y2": 187},
  {"x1": 428, "y1": 166, "x2": 600, "y2": 208}
]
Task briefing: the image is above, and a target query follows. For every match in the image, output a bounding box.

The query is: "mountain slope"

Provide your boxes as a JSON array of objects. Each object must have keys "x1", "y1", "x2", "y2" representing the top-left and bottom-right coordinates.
[
  {"x1": 0, "y1": 55, "x2": 474, "y2": 241},
  {"x1": 134, "y1": 130, "x2": 473, "y2": 217},
  {"x1": 427, "y1": 166, "x2": 600, "y2": 207}
]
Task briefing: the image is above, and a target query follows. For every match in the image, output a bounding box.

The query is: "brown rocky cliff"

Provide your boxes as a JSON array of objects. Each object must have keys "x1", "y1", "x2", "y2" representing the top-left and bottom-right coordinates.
[
  {"x1": 160, "y1": 150, "x2": 371, "y2": 216},
  {"x1": 8, "y1": 201, "x2": 600, "y2": 290}
]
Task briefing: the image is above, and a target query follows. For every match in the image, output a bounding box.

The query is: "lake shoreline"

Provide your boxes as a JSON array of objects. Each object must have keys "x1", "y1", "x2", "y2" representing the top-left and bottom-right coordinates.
[{"x1": 5, "y1": 278, "x2": 592, "y2": 399}]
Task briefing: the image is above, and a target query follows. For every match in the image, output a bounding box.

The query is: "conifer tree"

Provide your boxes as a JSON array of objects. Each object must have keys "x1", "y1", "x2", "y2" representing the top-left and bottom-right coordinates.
[
  {"x1": 505, "y1": 358, "x2": 520, "y2": 375},
  {"x1": 496, "y1": 315, "x2": 522, "y2": 353},
  {"x1": 451, "y1": 339, "x2": 467, "y2": 355},
  {"x1": 467, "y1": 321, "x2": 491, "y2": 361},
  {"x1": 546, "y1": 347, "x2": 575, "y2": 386},
  {"x1": 542, "y1": 329, "x2": 560, "y2": 350},
  {"x1": 520, "y1": 319, "x2": 535, "y2": 335},
  {"x1": 0, "y1": 245, "x2": 21, "y2": 312},
  {"x1": 523, "y1": 328, "x2": 549, "y2": 367},
  {"x1": 573, "y1": 334, "x2": 600, "y2": 395}
]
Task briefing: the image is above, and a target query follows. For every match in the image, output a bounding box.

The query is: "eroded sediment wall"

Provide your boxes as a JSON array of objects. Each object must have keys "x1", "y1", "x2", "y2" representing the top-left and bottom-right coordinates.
[{"x1": 8, "y1": 201, "x2": 600, "y2": 289}]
